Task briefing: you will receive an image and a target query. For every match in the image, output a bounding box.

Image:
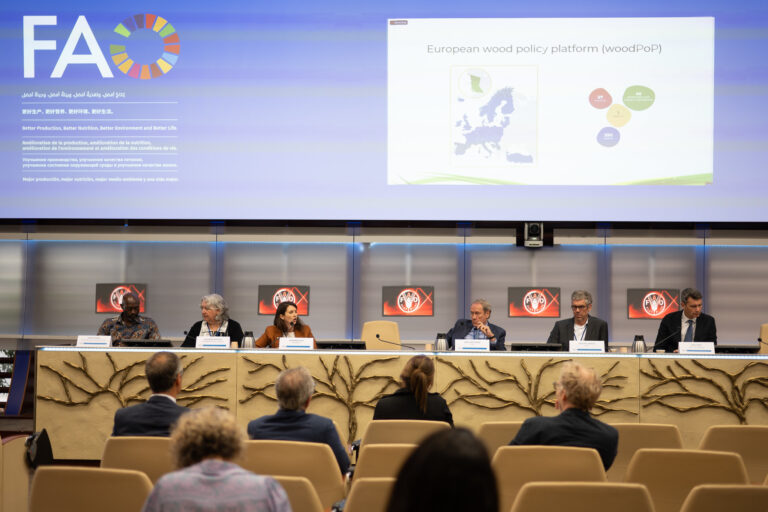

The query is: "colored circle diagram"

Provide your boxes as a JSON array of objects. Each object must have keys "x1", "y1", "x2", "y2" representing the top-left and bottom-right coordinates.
[
  {"x1": 110, "y1": 14, "x2": 179, "y2": 79},
  {"x1": 589, "y1": 85, "x2": 655, "y2": 147}
]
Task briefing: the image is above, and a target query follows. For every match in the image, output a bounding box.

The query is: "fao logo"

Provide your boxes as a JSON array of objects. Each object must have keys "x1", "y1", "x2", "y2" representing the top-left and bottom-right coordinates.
[
  {"x1": 523, "y1": 290, "x2": 547, "y2": 315},
  {"x1": 23, "y1": 14, "x2": 179, "y2": 79},
  {"x1": 397, "y1": 289, "x2": 421, "y2": 314},
  {"x1": 272, "y1": 288, "x2": 296, "y2": 309},
  {"x1": 110, "y1": 285, "x2": 132, "y2": 310},
  {"x1": 642, "y1": 291, "x2": 666, "y2": 317}
]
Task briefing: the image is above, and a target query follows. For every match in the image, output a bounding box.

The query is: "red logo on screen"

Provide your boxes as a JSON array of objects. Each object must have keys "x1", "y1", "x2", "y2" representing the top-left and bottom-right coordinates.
[
  {"x1": 523, "y1": 290, "x2": 548, "y2": 315},
  {"x1": 272, "y1": 288, "x2": 297, "y2": 308},
  {"x1": 642, "y1": 291, "x2": 667, "y2": 317},
  {"x1": 109, "y1": 286, "x2": 132, "y2": 310},
  {"x1": 397, "y1": 289, "x2": 421, "y2": 313}
]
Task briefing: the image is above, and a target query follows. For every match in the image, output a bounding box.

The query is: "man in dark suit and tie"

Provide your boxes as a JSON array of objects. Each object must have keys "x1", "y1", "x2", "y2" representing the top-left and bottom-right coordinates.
[
  {"x1": 112, "y1": 351, "x2": 189, "y2": 436},
  {"x1": 510, "y1": 361, "x2": 618, "y2": 470},
  {"x1": 247, "y1": 366, "x2": 350, "y2": 473},
  {"x1": 655, "y1": 287, "x2": 717, "y2": 353},
  {"x1": 547, "y1": 290, "x2": 609, "y2": 351},
  {"x1": 446, "y1": 299, "x2": 506, "y2": 351}
]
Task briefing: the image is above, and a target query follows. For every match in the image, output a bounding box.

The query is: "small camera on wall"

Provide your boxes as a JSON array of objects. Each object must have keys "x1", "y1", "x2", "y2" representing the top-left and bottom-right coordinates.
[{"x1": 523, "y1": 222, "x2": 544, "y2": 248}]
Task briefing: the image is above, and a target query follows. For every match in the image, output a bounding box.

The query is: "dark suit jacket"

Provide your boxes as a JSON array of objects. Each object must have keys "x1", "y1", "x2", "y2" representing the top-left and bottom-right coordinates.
[
  {"x1": 372, "y1": 388, "x2": 454, "y2": 426},
  {"x1": 112, "y1": 395, "x2": 189, "y2": 437},
  {"x1": 247, "y1": 409, "x2": 350, "y2": 473},
  {"x1": 182, "y1": 319, "x2": 244, "y2": 348},
  {"x1": 510, "y1": 408, "x2": 618, "y2": 470},
  {"x1": 655, "y1": 311, "x2": 717, "y2": 352},
  {"x1": 547, "y1": 316, "x2": 609, "y2": 352},
  {"x1": 447, "y1": 319, "x2": 506, "y2": 351}
]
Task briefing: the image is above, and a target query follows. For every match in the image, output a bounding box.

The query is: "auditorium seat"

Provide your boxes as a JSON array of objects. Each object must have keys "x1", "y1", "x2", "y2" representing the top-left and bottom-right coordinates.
[
  {"x1": 2, "y1": 435, "x2": 31, "y2": 512},
  {"x1": 759, "y1": 323, "x2": 768, "y2": 354},
  {"x1": 476, "y1": 421, "x2": 522, "y2": 458},
  {"x1": 361, "y1": 420, "x2": 449, "y2": 446},
  {"x1": 100, "y1": 436, "x2": 175, "y2": 484},
  {"x1": 241, "y1": 440, "x2": 346, "y2": 509},
  {"x1": 353, "y1": 443, "x2": 416, "y2": 480},
  {"x1": 679, "y1": 484, "x2": 768, "y2": 512},
  {"x1": 273, "y1": 476, "x2": 324, "y2": 512},
  {"x1": 492, "y1": 446, "x2": 607, "y2": 512},
  {"x1": 360, "y1": 321, "x2": 401, "y2": 350},
  {"x1": 29, "y1": 466, "x2": 152, "y2": 512},
  {"x1": 698, "y1": 425, "x2": 768, "y2": 483},
  {"x1": 607, "y1": 423, "x2": 682, "y2": 482},
  {"x1": 510, "y1": 482, "x2": 654, "y2": 512},
  {"x1": 625, "y1": 448, "x2": 749, "y2": 512},
  {"x1": 344, "y1": 477, "x2": 395, "y2": 512}
]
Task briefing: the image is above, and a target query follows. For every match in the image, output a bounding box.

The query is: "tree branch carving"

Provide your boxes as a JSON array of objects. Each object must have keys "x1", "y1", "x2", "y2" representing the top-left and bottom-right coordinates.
[
  {"x1": 39, "y1": 353, "x2": 230, "y2": 408},
  {"x1": 640, "y1": 359, "x2": 768, "y2": 424},
  {"x1": 436, "y1": 357, "x2": 636, "y2": 417}
]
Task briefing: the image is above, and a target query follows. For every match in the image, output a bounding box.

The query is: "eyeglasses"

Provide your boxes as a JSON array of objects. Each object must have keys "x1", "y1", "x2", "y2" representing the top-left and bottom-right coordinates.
[{"x1": 571, "y1": 304, "x2": 588, "y2": 311}]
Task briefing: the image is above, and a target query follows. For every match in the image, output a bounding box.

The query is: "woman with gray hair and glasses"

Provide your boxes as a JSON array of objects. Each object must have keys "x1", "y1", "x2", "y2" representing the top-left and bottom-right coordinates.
[{"x1": 182, "y1": 294, "x2": 244, "y2": 347}]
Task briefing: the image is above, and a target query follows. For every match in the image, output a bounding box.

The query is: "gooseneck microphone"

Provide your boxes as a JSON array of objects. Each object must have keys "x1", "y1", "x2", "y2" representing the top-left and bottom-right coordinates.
[
  {"x1": 376, "y1": 333, "x2": 414, "y2": 350},
  {"x1": 653, "y1": 329, "x2": 681, "y2": 352}
]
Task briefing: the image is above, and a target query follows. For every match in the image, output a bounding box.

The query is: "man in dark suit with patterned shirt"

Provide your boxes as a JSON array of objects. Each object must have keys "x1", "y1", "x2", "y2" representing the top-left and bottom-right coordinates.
[{"x1": 112, "y1": 351, "x2": 189, "y2": 436}]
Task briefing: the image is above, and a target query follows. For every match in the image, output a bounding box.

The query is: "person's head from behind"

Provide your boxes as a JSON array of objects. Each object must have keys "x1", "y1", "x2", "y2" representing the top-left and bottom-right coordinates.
[
  {"x1": 275, "y1": 366, "x2": 315, "y2": 411},
  {"x1": 386, "y1": 428, "x2": 497, "y2": 512},
  {"x1": 555, "y1": 361, "x2": 602, "y2": 411},
  {"x1": 146, "y1": 351, "x2": 182, "y2": 395},
  {"x1": 171, "y1": 407, "x2": 244, "y2": 469},
  {"x1": 400, "y1": 355, "x2": 435, "y2": 413}
]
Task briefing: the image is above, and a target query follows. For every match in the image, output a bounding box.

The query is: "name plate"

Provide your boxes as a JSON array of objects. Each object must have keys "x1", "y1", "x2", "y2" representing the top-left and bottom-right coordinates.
[
  {"x1": 196, "y1": 336, "x2": 230, "y2": 349},
  {"x1": 77, "y1": 335, "x2": 111, "y2": 347},
  {"x1": 279, "y1": 337, "x2": 314, "y2": 350},
  {"x1": 679, "y1": 341, "x2": 715, "y2": 354},
  {"x1": 454, "y1": 338, "x2": 490, "y2": 351},
  {"x1": 570, "y1": 340, "x2": 605, "y2": 353}
]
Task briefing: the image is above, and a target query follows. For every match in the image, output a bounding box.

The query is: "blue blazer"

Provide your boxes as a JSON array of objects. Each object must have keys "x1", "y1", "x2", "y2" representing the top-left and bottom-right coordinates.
[
  {"x1": 112, "y1": 395, "x2": 189, "y2": 437},
  {"x1": 247, "y1": 409, "x2": 350, "y2": 473},
  {"x1": 447, "y1": 319, "x2": 506, "y2": 351}
]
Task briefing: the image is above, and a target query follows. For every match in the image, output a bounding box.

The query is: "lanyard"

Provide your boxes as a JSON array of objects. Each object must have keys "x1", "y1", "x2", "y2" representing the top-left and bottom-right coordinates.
[{"x1": 574, "y1": 322, "x2": 588, "y2": 341}]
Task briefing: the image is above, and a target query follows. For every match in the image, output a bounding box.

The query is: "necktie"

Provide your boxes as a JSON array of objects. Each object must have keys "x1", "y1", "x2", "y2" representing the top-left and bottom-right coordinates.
[{"x1": 684, "y1": 319, "x2": 694, "y2": 341}]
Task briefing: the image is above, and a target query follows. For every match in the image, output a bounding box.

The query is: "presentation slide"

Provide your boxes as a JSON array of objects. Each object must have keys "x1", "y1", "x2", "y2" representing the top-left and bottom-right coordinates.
[
  {"x1": 388, "y1": 18, "x2": 714, "y2": 185},
  {"x1": 1, "y1": 1, "x2": 767, "y2": 222}
]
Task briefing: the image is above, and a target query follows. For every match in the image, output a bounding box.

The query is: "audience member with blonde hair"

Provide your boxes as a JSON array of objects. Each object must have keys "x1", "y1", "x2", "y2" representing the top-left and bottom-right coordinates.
[
  {"x1": 373, "y1": 355, "x2": 453, "y2": 425},
  {"x1": 142, "y1": 407, "x2": 291, "y2": 512},
  {"x1": 509, "y1": 361, "x2": 618, "y2": 469}
]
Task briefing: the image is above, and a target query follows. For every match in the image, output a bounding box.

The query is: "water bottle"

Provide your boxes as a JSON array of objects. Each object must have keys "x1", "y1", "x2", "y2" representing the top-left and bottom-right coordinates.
[
  {"x1": 631, "y1": 335, "x2": 647, "y2": 353},
  {"x1": 435, "y1": 333, "x2": 448, "y2": 351},
  {"x1": 242, "y1": 331, "x2": 255, "y2": 349}
]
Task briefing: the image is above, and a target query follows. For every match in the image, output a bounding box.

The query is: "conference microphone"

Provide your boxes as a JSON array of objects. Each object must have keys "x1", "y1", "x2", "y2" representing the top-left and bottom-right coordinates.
[
  {"x1": 653, "y1": 329, "x2": 681, "y2": 352},
  {"x1": 376, "y1": 333, "x2": 414, "y2": 350}
]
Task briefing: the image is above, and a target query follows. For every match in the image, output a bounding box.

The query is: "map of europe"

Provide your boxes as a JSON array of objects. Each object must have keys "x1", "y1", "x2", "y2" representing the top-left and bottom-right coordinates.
[{"x1": 452, "y1": 71, "x2": 537, "y2": 166}]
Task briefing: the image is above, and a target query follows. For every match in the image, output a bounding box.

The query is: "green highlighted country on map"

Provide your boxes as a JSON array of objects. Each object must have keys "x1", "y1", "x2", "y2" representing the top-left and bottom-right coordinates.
[{"x1": 470, "y1": 75, "x2": 484, "y2": 94}]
